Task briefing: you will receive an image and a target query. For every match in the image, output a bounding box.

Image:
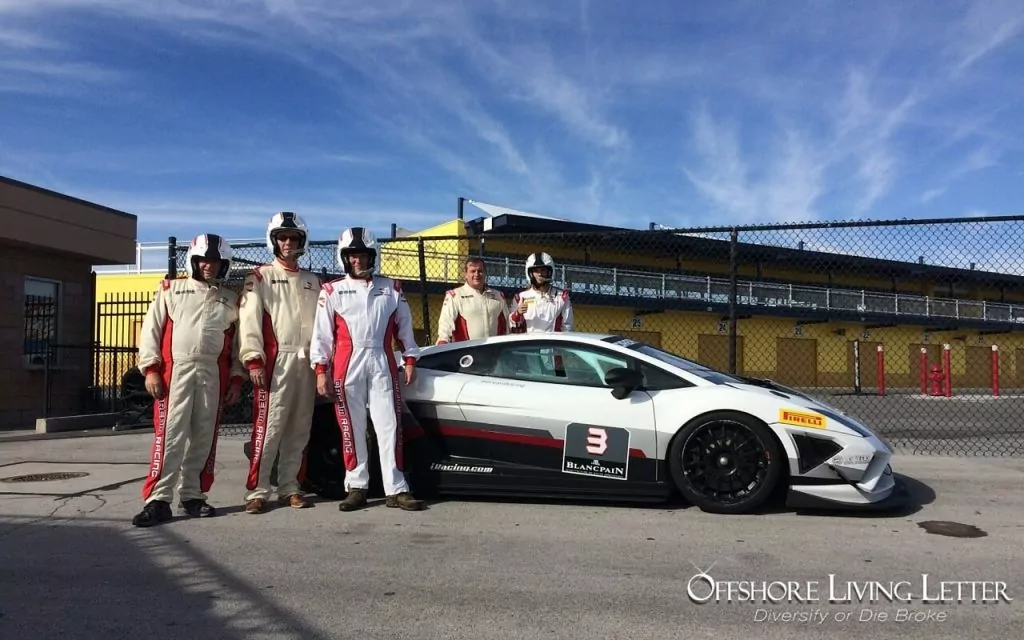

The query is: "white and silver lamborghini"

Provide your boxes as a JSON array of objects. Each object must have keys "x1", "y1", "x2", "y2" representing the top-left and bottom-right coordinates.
[{"x1": 368, "y1": 331, "x2": 908, "y2": 514}]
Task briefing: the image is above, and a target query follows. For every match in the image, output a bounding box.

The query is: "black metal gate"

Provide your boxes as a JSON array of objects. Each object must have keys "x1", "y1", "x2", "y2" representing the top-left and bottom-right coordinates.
[{"x1": 93, "y1": 291, "x2": 152, "y2": 425}]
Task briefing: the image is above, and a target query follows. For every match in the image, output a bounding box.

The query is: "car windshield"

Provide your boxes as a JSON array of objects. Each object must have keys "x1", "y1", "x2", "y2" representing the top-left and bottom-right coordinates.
[{"x1": 604, "y1": 336, "x2": 743, "y2": 384}]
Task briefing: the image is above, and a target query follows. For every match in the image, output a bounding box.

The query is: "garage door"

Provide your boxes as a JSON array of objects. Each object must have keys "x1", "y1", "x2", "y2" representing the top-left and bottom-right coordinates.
[
  {"x1": 697, "y1": 334, "x2": 744, "y2": 374},
  {"x1": 847, "y1": 340, "x2": 880, "y2": 389},
  {"x1": 775, "y1": 338, "x2": 817, "y2": 387},
  {"x1": 964, "y1": 346, "x2": 991, "y2": 389}
]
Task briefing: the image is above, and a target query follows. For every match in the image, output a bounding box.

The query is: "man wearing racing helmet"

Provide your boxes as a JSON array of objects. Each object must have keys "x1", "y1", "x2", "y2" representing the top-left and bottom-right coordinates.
[
  {"x1": 509, "y1": 251, "x2": 574, "y2": 333},
  {"x1": 239, "y1": 212, "x2": 322, "y2": 514},
  {"x1": 310, "y1": 226, "x2": 424, "y2": 512},
  {"x1": 132, "y1": 233, "x2": 246, "y2": 527}
]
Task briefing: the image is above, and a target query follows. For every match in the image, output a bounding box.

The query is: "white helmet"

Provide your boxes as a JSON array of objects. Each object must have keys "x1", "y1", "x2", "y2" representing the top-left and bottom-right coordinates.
[
  {"x1": 266, "y1": 211, "x2": 309, "y2": 258},
  {"x1": 525, "y1": 251, "x2": 554, "y2": 286},
  {"x1": 336, "y1": 226, "x2": 377, "y2": 278},
  {"x1": 186, "y1": 233, "x2": 233, "y2": 283}
]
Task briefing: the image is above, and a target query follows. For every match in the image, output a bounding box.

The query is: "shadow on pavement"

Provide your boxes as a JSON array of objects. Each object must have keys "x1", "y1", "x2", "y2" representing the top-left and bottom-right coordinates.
[
  {"x1": 787, "y1": 473, "x2": 937, "y2": 519},
  {"x1": 0, "y1": 517, "x2": 331, "y2": 640}
]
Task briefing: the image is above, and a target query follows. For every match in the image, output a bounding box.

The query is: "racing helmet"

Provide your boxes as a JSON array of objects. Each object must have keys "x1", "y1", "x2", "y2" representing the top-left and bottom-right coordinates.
[
  {"x1": 186, "y1": 233, "x2": 233, "y2": 283},
  {"x1": 266, "y1": 211, "x2": 309, "y2": 258},
  {"x1": 336, "y1": 226, "x2": 377, "y2": 278},
  {"x1": 525, "y1": 251, "x2": 554, "y2": 286}
]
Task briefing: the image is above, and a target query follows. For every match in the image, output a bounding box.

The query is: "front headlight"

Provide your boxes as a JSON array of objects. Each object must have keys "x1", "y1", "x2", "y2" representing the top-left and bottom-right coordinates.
[{"x1": 814, "y1": 407, "x2": 876, "y2": 438}]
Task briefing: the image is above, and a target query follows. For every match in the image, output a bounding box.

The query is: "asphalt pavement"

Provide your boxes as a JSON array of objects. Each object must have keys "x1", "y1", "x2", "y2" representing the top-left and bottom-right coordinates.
[{"x1": 1, "y1": 432, "x2": 1022, "y2": 640}]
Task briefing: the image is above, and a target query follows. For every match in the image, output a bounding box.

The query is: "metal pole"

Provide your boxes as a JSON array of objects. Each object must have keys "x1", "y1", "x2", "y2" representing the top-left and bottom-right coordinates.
[
  {"x1": 417, "y1": 238, "x2": 431, "y2": 344},
  {"x1": 457, "y1": 197, "x2": 465, "y2": 220},
  {"x1": 43, "y1": 343, "x2": 52, "y2": 418},
  {"x1": 728, "y1": 228, "x2": 738, "y2": 374},
  {"x1": 88, "y1": 270, "x2": 97, "y2": 398},
  {"x1": 167, "y1": 236, "x2": 178, "y2": 280}
]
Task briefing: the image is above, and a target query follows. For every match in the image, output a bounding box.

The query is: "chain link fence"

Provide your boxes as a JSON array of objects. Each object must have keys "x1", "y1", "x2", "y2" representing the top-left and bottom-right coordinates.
[{"x1": 159, "y1": 214, "x2": 1024, "y2": 455}]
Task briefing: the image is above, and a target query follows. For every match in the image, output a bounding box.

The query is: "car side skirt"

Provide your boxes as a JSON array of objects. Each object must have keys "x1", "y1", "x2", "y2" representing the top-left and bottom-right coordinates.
[{"x1": 403, "y1": 412, "x2": 672, "y2": 503}]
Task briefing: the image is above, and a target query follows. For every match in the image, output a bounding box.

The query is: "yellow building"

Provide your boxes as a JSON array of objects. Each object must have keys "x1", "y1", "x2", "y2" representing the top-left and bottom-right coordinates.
[{"x1": 94, "y1": 207, "x2": 1024, "y2": 392}]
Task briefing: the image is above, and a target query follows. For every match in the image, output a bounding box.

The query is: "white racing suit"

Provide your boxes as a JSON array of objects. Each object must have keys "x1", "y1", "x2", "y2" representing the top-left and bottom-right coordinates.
[
  {"x1": 239, "y1": 260, "x2": 321, "y2": 501},
  {"x1": 436, "y1": 283, "x2": 509, "y2": 343},
  {"x1": 138, "y1": 277, "x2": 245, "y2": 505},
  {"x1": 508, "y1": 286, "x2": 574, "y2": 333},
  {"x1": 310, "y1": 275, "x2": 420, "y2": 496}
]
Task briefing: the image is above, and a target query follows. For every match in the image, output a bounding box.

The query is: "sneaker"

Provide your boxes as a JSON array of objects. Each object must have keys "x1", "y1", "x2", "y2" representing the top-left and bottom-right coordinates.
[
  {"x1": 338, "y1": 489, "x2": 368, "y2": 512},
  {"x1": 179, "y1": 499, "x2": 216, "y2": 518},
  {"x1": 385, "y1": 492, "x2": 424, "y2": 511},
  {"x1": 245, "y1": 498, "x2": 268, "y2": 514},
  {"x1": 280, "y1": 494, "x2": 313, "y2": 509},
  {"x1": 132, "y1": 500, "x2": 172, "y2": 527}
]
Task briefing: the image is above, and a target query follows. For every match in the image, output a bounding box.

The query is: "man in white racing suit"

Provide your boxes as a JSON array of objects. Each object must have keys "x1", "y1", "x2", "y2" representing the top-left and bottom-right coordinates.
[
  {"x1": 132, "y1": 233, "x2": 245, "y2": 527},
  {"x1": 310, "y1": 226, "x2": 424, "y2": 512},
  {"x1": 435, "y1": 257, "x2": 509, "y2": 344},
  {"x1": 240, "y1": 212, "x2": 321, "y2": 514},
  {"x1": 509, "y1": 251, "x2": 574, "y2": 333}
]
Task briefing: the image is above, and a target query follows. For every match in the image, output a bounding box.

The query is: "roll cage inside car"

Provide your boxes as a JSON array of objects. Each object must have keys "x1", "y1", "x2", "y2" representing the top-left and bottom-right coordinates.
[{"x1": 412, "y1": 335, "x2": 722, "y2": 392}]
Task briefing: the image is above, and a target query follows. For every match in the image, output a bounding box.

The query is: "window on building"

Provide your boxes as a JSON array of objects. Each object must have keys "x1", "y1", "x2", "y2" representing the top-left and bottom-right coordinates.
[{"x1": 23, "y1": 277, "x2": 61, "y2": 365}]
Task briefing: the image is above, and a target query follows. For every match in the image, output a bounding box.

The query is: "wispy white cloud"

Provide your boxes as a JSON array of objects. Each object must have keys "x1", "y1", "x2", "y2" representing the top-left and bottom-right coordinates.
[
  {"x1": 0, "y1": 0, "x2": 1022, "y2": 235},
  {"x1": 680, "y1": 0, "x2": 1021, "y2": 226},
  {"x1": 947, "y1": 0, "x2": 1024, "y2": 73},
  {"x1": 920, "y1": 187, "x2": 947, "y2": 203},
  {"x1": 76, "y1": 189, "x2": 449, "y2": 239},
  {"x1": 0, "y1": 0, "x2": 637, "y2": 224}
]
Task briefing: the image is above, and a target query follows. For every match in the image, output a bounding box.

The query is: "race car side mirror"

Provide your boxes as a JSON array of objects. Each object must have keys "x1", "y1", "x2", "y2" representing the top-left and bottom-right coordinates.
[{"x1": 605, "y1": 367, "x2": 643, "y2": 399}]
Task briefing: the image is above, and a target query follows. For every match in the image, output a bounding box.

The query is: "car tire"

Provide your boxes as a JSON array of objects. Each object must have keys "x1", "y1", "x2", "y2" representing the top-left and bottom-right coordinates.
[
  {"x1": 299, "y1": 402, "x2": 385, "y2": 500},
  {"x1": 667, "y1": 411, "x2": 783, "y2": 515}
]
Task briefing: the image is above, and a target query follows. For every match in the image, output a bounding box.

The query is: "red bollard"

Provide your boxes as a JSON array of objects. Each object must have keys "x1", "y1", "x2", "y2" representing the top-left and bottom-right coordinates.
[
  {"x1": 943, "y1": 343, "x2": 952, "y2": 397},
  {"x1": 992, "y1": 345, "x2": 1000, "y2": 397},
  {"x1": 876, "y1": 345, "x2": 886, "y2": 396},
  {"x1": 919, "y1": 347, "x2": 928, "y2": 395}
]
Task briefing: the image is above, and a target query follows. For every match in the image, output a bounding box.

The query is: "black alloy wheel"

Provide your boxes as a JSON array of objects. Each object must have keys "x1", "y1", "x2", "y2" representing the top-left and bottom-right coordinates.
[{"x1": 668, "y1": 411, "x2": 782, "y2": 514}]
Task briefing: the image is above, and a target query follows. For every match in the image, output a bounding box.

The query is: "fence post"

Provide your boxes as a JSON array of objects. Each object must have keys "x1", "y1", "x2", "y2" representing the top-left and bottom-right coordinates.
[
  {"x1": 89, "y1": 270, "x2": 97, "y2": 394},
  {"x1": 167, "y1": 236, "x2": 178, "y2": 280},
  {"x1": 728, "y1": 228, "x2": 738, "y2": 374},
  {"x1": 417, "y1": 238, "x2": 431, "y2": 345},
  {"x1": 43, "y1": 343, "x2": 53, "y2": 418}
]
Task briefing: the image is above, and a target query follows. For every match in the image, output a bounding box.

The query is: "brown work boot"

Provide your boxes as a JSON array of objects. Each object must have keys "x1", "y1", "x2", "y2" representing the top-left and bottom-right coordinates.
[
  {"x1": 281, "y1": 493, "x2": 312, "y2": 509},
  {"x1": 245, "y1": 498, "x2": 267, "y2": 514},
  {"x1": 337, "y1": 489, "x2": 368, "y2": 512},
  {"x1": 386, "y1": 492, "x2": 424, "y2": 511}
]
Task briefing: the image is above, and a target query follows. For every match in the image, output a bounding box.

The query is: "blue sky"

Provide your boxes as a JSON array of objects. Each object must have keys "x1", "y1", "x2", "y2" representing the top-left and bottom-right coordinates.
[{"x1": 1, "y1": 0, "x2": 1023, "y2": 248}]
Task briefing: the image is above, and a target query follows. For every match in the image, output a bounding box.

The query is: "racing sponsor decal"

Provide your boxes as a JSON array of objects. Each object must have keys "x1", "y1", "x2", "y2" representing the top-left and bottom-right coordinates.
[
  {"x1": 830, "y1": 453, "x2": 872, "y2": 467},
  {"x1": 562, "y1": 424, "x2": 630, "y2": 480},
  {"x1": 779, "y1": 408, "x2": 826, "y2": 429},
  {"x1": 430, "y1": 462, "x2": 493, "y2": 473}
]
